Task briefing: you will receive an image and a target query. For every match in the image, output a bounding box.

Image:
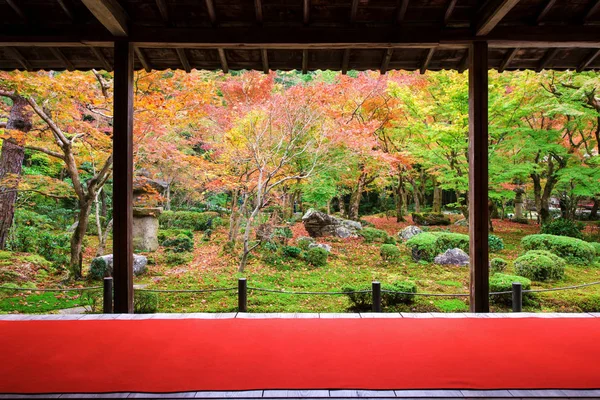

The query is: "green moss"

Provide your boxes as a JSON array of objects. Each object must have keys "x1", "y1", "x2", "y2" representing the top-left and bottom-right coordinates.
[
  {"x1": 305, "y1": 247, "x2": 328, "y2": 267},
  {"x1": 359, "y1": 227, "x2": 391, "y2": 243},
  {"x1": 521, "y1": 234, "x2": 595, "y2": 265},
  {"x1": 514, "y1": 250, "x2": 565, "y2": 282},
  {"x1": 433, "y1": 299, "x2": 468, "y2": 312},
  {"x1": 20, "y1": 254, "x2": 52, "y2": 269},
  {"x1": 159, "y1": 211, "x2": 222, "y2": 231},
  {"x1": 489, "y1": 273, "x2": 532, "y2": 305},
  {"x1": 342, "y1": 281, "x2": 417, "y2": 311},
  {"x1": 380, "y1": 244, "x2": 401, "y2": 262}
]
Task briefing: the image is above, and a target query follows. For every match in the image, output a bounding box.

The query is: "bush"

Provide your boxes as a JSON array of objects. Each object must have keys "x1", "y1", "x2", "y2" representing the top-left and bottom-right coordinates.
[
  {"x1": 158, "y1": 229, "x2": 193, "y2": 243},
  {"x1": 162, "y1": 234, "x2": 194, "y2": 253},
  {"x1": 359, "y1": 227, "x2": 390, "y2": 243},
  {"x1": 89, "y1": 257, "x2": 109, "y2": 280},
  {"x1": 296, "y1": 237, "x2": 314, "y2": 250},
  {"x1": 164, "y1": 252, "x2": 194, "y2": 266},
  {"x1": 134, "y1": 291, "x2": 158, "y2": 313},
  {"x1": 488, "y1": 234, "x2": 504, "y2": 252},
  {"x1": 514, "y1": 250, "x2": 565, "y2": 282},
  {"x1": 380, "y1": 244, "x2": 401, "y2": 262},
  {"x1": 577, "y1": 294, "x2": 600, "y2": 312},
  {"x1": 342, "y1": 281, "x2": 417, "y2": 311},
  {"x1": 405, "y1": 232, "x2": 469, "y2": 262},
  {"x1": 411, "y1": 212, "x2": 451, "y2": 226},
  {"x1": 434, "y1": 232, "x2": 469, "y2": 253},
  {"x1": 590, "y1": 242, "x2": 600, "y2": 258},
  {"x1": 282, "y1": 246, "x2": 302, "y2": 259},
  {"x1": 541, "y1": 218, "x2": 584, "y2": 239},
  {"x1": 273, "y1": 226, "x2": 293, "y2": 244},
  {"x1": 159, "y1": 211, "x2": 221, "y2": 231},
  {"x1": 490, "y1": 257, "x2": 508, "y2": 273},
  {"x1": 7, "y1": 226, "x2": 70, "y2": 268},
  {"x1": 521, "y1": 234, "x2": 595, "y2": 265},
  {"x1": 489, "y1": 273, "x2": 532, "y2": 305},
  {"x1": 305, "y1": 247, "x2": 328, "y2": 267}
]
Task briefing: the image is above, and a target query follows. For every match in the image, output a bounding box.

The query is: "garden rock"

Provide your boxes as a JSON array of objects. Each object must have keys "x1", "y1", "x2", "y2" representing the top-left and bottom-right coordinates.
[
  {"x1": 434, "y1": 248, "x2": 469, "y2": 266},
  {"x1": 302, "y1": 208, "x2": 362, "y2": 238},
  {"x1": 309, "y1": 243, "x2": 332, "y2": 253},
  {"x1": 89, "y1": 254, "x2": 148, "y2": 279},
  {"x1": 411, "y1": 212, "x2": 451, "y2": 226},
  {"x1": 454, "y1": 218, "x2": 468, "y2": 227},
  {"x1": 132, "y1": 207, "x2": 162, "y2": 252},
  {"x1": 398, "y1": 225, "x2": 422, "y2": 241}
]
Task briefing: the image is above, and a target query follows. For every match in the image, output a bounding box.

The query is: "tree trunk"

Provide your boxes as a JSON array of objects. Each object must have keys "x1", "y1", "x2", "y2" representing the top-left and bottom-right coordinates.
[
  {"x1": 100, "y1": 188, "x2": 108, "y2": 219},
  {"x1": 590, "y1": 198, "x2": 598, "y2": 221},
  {"x1": 432, "y1": 176, "x2": 442, "y2": 213},
  {"x1": 410, "y1": 179, "x2": 421, "y2": 213},
  {"x1": 348, "y1": 170, "x2": 368, "y2": 220},
  {"x1": 0, "y1": 96, "x2": 32, "y2": 249},
  {"x1": 70, "y1": 199, "x2": 93, "y2": 278},
  {"x1": 164, "y1": 183, "x2": 171, "y2": 211},
  {"x1": 228, "y1": 189, "x2": 239, "y2": 242},
  {"x1": 396, "y1": 174, "x2": 405, "y2": 222}
]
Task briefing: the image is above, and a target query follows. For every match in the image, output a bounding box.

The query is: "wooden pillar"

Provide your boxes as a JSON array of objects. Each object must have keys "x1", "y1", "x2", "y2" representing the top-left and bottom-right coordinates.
[
  {"x1": 468, "y1": 41, "x2": 489, "y2": 313},
  {"x1": 112, "y1": 41, "x2": 134, "y2": 313}
]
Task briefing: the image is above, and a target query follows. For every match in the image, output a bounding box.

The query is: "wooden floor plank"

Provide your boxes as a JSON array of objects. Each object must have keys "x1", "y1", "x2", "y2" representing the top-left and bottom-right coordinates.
[
  {"x1": 195, "y1": 391, "x2": 263, "y2": 398},
  {"x1": 508, "y1": 389, "x2": 567, "y2": 397},
  {"x1": 263, "y1": 390, "x2": 329, "y2": 397},
  {"x1": 128, "y1": 392, "x2": 197, "y2": 398},
  {"x1": 319, "y1": 313, "x2": 360, "y2": 319},
  {"x1": 394, "y1": 390, "x2": 464, "y2": 397},
  {"x1": 460, "y1": 390, "x2": 513, "y2": 397},
  {"x1": 59, "y1": 394, "x2": 131, "y2": 398},
  {"x1": 358, "y1": 313, "x2": 402, "y2": 318},
  {"x1": 399, "y1": 313, "x2": 433, "y2": 318},
  {"x1": 293, "y1": 313, "x2": 320, "y2": 318}
]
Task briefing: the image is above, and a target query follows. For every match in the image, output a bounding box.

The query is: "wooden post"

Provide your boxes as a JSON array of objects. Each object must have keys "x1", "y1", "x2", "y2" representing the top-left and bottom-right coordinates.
[
  {"x1": 468, "y1": 41, "x2": 490, "y2": 313},
  {"x1": 372, "y1": 281, "x2": 381, "y2": 312},
  {"x1": 103, "y1": 277, "x2": 113, "y2": 313},
  {"x1": 112, "y1": 41, "x2": 134, "y2": 313},
  {"x1": 238, "y1": 278, "x2": 247, "y2": 312},
  {"x1": 512, "y1": 282, "x2": 522, "y2": 312}
]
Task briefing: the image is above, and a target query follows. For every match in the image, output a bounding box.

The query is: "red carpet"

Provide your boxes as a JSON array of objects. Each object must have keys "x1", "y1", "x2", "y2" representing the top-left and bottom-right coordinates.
[{"x1": 1, "y1": 318, "x2": 600, "y2": 394}]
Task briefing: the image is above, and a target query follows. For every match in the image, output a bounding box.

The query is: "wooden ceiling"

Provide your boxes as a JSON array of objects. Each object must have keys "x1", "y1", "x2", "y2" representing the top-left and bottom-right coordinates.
[{"x1": 0, "y1": 0, "x2": 599, "y2": 72}]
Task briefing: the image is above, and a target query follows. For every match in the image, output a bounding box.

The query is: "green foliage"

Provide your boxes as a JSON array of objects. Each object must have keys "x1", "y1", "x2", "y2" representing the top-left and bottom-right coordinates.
[
  {"x1": 282, "y1": 246, "x2": 302, "y2": 259},
  {"x1": 359, "y1": 227, "x2": 390, "y2": 243},
  {"x1": 521, "y1": 234, "x2": 595, "y2": 265},
  {"x1": 296, "y1": 237, "x2": 314, "y2": 250},
  {"x1": 488, "y1": 234, "x2": 505, "y2": 252},
  {"x1": 164, "y1": 252, "x2": 194, "y2": 266},
  {"x1": 576, "y1": 295, "x2": 600, "y2": 312},
  {"x1": 162, "y1": 234, "x2": 194, "y2": 253},
  {"x1": 89, "y1": 257, "x2": 109, "y2": 280},
  {"x1": 411, "y1": 212, "x2": 451, "y2": 226},
  {"x1": 433, "y1": 299, "x2": 468, "y2": 312},
  {"x1": 134, "y1": 291, "x2": 158, "y2": 313},
  {"x1": 490, "y1": 257, "x2": 508, "y2": 273},
  {"x1": 434, "y1": 232, "x2": 469, "y2": 253},
  {"x1": 305, "y1": 247, "x2": 328, "y2": 267},
  {"x1": 541, "y1": 218, "x2": 584, "y2": 239},
  {"x1": 273, "y1": 226, "x2": 293, "y2": 244},
  {"x1": 342, "y1": 281, "x2": 417, "y2": 311},
  {"x1": 380, "y1": 244, "x2": 401, "y2": 262},
  {"x1": 0, "y1": 288, "x2": 87, "y2": 313},
  {"x1": 489, "y1": 273, "x2": 532, "y2": 305},
  {"x1": 591, "y1": 242, "x2": 600, "y2": 258},
  {"x1": 158, "y1": 229, "x2": 193, "y2": 242},
  {"x1": 406, "y1": 231, "x2": 469, "y2": 262},
  {"x1": 159, "y1": 211, "x2": 221, "y2": 231},
  {"x1": 7, "y1": 226, "x2": 70, "y2": 268},
  {"x1": 514, "y1": 250, "x2": 566, "y2": 282}
]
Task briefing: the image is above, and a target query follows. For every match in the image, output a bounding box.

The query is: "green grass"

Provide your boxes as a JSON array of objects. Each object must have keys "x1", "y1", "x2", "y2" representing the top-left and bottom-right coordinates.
[{"x1": 0, "y1": 291, "x2": 89, "y2": 313}]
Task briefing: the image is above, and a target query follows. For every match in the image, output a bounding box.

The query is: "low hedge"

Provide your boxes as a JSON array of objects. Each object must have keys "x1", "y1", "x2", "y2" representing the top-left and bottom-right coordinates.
[
  {"x1": 488, "y1": 234, "x2": 505, "y2": 252},
  {"x1": 305, "y1": 247, "x2": 328, "y2": 267},
  {"x1": 490, "y1": 258, "x2": 508, "y2": 273},
  {"x1": 159, "y1": 211, "x2": 222, "y2": 231},
  {"x1": 514, "y1": 250, "x2": 565, "y2": 282},
  {"x1": 359, "y1": 227, "x2": 391, "y2": 243},
  {"x1": 342, "y1": 281, "x2": 417, "y2": 311},
  {"x1": 541, "y1": 218, "x2": 584, "y2": 239},
  {"x1": 380, "y1": 244, "x2": 401, "y2": 262},
  {"x1": 489, "y1": 273, "x2": 532, "y2": 305},
  {"x1": 405, "y1": 232, "x2": 469, "y2": 262},
  {"x1": 521, "y1": 234, "x2": 595, "y2": 265}
]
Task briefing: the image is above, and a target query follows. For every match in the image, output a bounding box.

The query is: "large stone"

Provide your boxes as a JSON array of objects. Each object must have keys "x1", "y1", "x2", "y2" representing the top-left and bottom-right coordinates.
[
  {"x1": 89, "y1": 254, "x2": 148, "y2": 279},
  {"x1": 398, "y1": 225, "x2": 422, "y2": 241},
  {"x1": 308, "y1": 243, "x2": 332, "y2": 253},
  {"x1": 434, "y1": 248, "x2": 469, "y2": 266},
  {"x1": 301, "y1": 209, "x2": 362, "y2": 238},
  {"x1": 411, "y1": 212, "x2": 451, "y2": 226},
  {"x1": 133, "y1": 207, "x2": 162, "y2": 252}
]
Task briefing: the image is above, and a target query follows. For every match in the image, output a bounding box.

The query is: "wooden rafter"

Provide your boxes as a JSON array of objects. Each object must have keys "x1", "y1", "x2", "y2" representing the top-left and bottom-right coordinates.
[
  {"x1": 5, "y1": 47, "x2": 31, "y2": 70},
  {"x1": 254, "y1": 0, "x2": 263, "y2": 24},
  {"x1": 341, "y1": 49, "x2": 350, "y2": 74},
  {"x1": 577, "y1": 48, "x2": 600, "y2": 71},
  {"x1": 80, "y1": 0, "x2": 128, "y2": 37},
  {"x1": 583, "y1": 0, "x2": 600, "y2": 23},
  {"x1": 302, "y1": 49, "x2": 308, "y2": 74},
  {"x1": 535, "y1": 0, "x2": 557, "y2": 25},
  {"x1": 50, "y1": 48, "x2": 74, "y2": 71},
  {"x1": 261, "y1": 49, "x2": 269, "y2": 73},
  {"x1": 134, "y1": 47, "x2": 151, "y2": 72},
  {"x1": 498, "y1": 47, "x2": 518, "y2": 72},
  {"x1": 205, "y1": 0, "x2": 217, "y2": 25},
  {"x1": 176, "y1": 48, "x2": 191, "y2": 72},
  {"x1": 396, "y1": 0, "x2": 409, "y2": 23},
  {"x1": 420, "y1": 48, "x2": 435, "y2": 74},
  {"x1": 6, "y1": 0, "x2": 27, "y2": 21},
  {"x1": 536, "y1": 48, "x2": 559, "y2": 72},
  {"x1": 444, "y1": 0, "x2": 458, "y2": 26},
  {"x1": 90, "y1": 47, "x2": 112, "y2": 71},
  {"x1": 155, "y1": 0, "x2": 170, "y2": 24},
  {"x1": 380, "y1": 48, "x2": 393, "y2": 74},
  {"x1": 56, "y1": 0, "x2": 75, "y2": 20},
  {"x1": 218, "y1": 48, "x2": 228, "y2": 73},
  {"x1": 303, "y1": 0, "x2": 310, "y2": 24},
  {"x1": 350, "y1": 0, "x2": 359, "y2": 22},
  {"x1": 476, "y1": 0, "x2": 520, "y2": 36}
]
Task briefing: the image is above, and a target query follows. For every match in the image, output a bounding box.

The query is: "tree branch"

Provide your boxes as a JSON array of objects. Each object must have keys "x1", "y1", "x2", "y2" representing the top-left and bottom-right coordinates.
[{"x1": 23, "y1": 144, "x2": 65, "y2": 160}]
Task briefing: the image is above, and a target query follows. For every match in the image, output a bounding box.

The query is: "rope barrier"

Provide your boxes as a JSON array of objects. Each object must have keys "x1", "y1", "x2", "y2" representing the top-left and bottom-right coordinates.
[
  {"x1": 134, "y1": 287, "x2": 237, "y2": 294},
  {"x1": 248, "y1": 287, "x2": 371, "y2": 295},
  {"x1": 0, "y1": 286, "x2": 101, "y2": 292},
  {"x1": 381, "y1": 289, "x2": 469, "y2": 297}
]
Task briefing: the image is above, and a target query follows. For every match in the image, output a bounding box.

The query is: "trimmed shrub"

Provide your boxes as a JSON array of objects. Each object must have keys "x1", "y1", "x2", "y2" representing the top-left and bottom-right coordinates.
[
  {"x1": 359, "y1": 227, "x2": 390, "y2": 243},
  {"x1": 296, "y1": 237, "x2": 314, "y2": 250},
  {"x1": 273, "y1": 226, "x2": 293, "y2": 245},
  {"x1": 541, "y1": 218, "x2": 584, "y2": 239},
  {"x1": 159, "y1": 211, "x2": 221, "y2": 231},
  {"x1": 383, "y1": 235, "x2": 397, "y2": 245},
  {"x1": 282, "y1": 246, "x2": 302, "y2": 259},
  {"x1": 405, "y1": 232, "x2": 438, "y2": 262},
  {"x1": 514, "y1": 250, "x2": 565, "y2": 282},
  {"x1": 89, "y1": 257, "x2": 108, "y2": 280},
  {"x1": 490, "y1": 257, "x2": 508, "y2": 273},
  {"x1": 411, "y1": 212, "x2": 451, "y2": 226},
  {"x1": 380, "y1": 244, "x2": 401, "y2": 262},
  {"x1": 158, "y1": 229, "x2": 193, "y2": 243},
  {"x1": 590, "y1": 242, "x2": 600, "y2": 258},
  {"x1": 134, "y1": 291, "x2": 158, "y2": 313},
  {"x1": 164, "y1": 251, "x2": 193, "y2": 266},
  {"x1": 521, "y1": 234, "x2": 595, "y2": 265},
  {"x1": 305, "y1": 247, "x2": 328, "y2": 267},
  {"x1": 488, "y1": 234, "x2": 505, "y2": 252},
  {"x1": 435, "y1": 232, "x2": 469, "y2": 253},
  {"x1": 577, "y1": 295, "x2": 600, "y2": 312},
  {"x1": 342, "y1": 281, "x2": 417, "y2": 311},
  {"x1": 162, "y1": 234, "x2": 194, "y2": 253},
  {"x1": 489, "y1": 273, "x2": 532, "y2": 305}
]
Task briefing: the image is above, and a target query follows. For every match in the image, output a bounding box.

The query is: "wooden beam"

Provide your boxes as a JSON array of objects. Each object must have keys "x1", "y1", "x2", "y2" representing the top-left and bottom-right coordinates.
[
  {"x1": 444, "y1": 0, "x2": 458, "y2": 26},
  {"x1": 5, "y1": 47, "x2": 31, "y2": 70},
  {"x1": 134, "y1": 47, "x2": 151, "y2": 72},
  {"x1": 218, "y1": 48, "x2": 228, "y2": 73},
  {"x1": 535, "y1": 0, "x2": 557, "y2": 25},
  {"x1": 90, "y1": 47, "x2": 112, "y2": 71},
  {"x1": 112, "y1": 40, "x2": 134, "y2": 314},
  {"x1": 176, "y1": 48, "x2": 191, "y2": 72},
  {"x1": 56, "y1": 0, "x2": 75, "y2": 20},
  {"x1": 498, "y1": 47, "x2": 518, "y2": 72},
  {"x1": 261, "y1": 49, "x2": 269, "y2": 73},
  {"x1": 341, "y1": 49, "x2": 351, "y2": 74},
  {"x1": 303, "y1": 0, "x2": 310, "y2": 25},
  {"x1": 380, "y1": 48, "x2": 393, "y2": 74},
  {"x1": 420, "y1": 48, "x2": 435, "y2": 74},
  {"x1": 302, "y1": 49, "x2": 308, "y2": 74},
  {"x1": 468, "y1": 40, "x2": 489, "y2": 313},
  {"x1": 205, "y1": 0, "x2": 217, "y2": 25},
  {"x1": 350, "y1": 0, "x2": 359, "y2": 22},
  {"x1": 396, "y1": 0, "x2": 409, "y2": 23},
  {"x1": 536, "y1": 47, "x2": 559, "y2": 72},
  {"x1": 577, "y1": 48, "x2": 600, "y2": 71},
  {"x1": 458, "y1": 48, "x2": 469, "y2": 73},
  {"x1": 583, "y1": 0, "x2": 600, "y2": 23},
  {"x1": 254, "y1": 0, "x2": 263, "y2": 24},
  {"x1": 50, "y1": 47, "x2": 74, "y2": 71},
  {"x1": 476, "y1": 0, "x2": 520, "y2": 36},
  {"x1": 155, "y1": 0, "x2": 169, "y2": 24},
  {"x1": 80, "y1": 0, "x2": 128, "y2": 37},
  {"x1": 6, "y1": 0, "x2": 27, "y2": 21}
]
